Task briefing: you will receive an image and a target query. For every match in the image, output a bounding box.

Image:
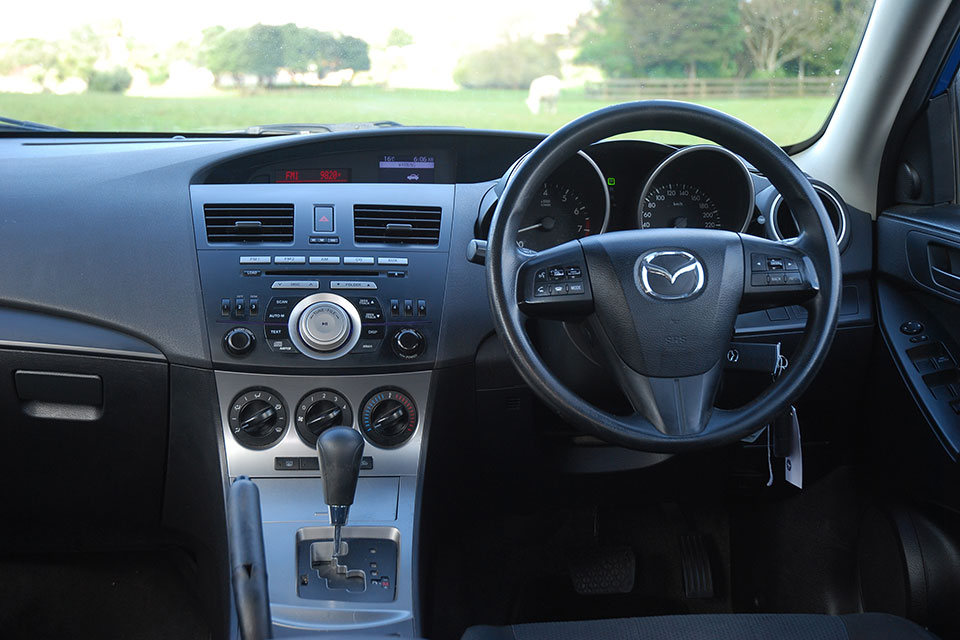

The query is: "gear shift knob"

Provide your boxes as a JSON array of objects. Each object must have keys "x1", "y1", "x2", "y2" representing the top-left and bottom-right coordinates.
[{"x1": 316, "y1": 427, "x2": 364, "y2": 557}]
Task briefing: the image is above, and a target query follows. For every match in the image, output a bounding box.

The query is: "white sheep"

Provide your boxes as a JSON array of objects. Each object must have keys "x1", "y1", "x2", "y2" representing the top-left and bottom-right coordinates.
[{"x1": 525, "y1": 75, "x2": 561, "y2": 115}]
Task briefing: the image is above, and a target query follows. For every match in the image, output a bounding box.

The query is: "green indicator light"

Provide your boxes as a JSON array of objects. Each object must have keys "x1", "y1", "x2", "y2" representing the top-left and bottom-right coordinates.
[{"x1": 607, "y1": 177, "x2": 616, "y2": 186}]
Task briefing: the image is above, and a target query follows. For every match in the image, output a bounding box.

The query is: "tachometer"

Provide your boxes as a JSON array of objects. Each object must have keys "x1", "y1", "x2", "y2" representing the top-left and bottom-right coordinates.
[
  {"x1": 639, "y1": 183, "x2": 722, "y2": 229},
  {"x1": 516, "y1": 182, "x2": 599, "y2": 253}
]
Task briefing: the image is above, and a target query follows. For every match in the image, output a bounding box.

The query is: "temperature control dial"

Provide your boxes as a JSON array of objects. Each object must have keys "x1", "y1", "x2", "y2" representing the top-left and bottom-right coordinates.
[
  {"x1": 360, "y1": 388, "x2": 418, "y2": 448},
  {"x1": 229, "y1": 388, "x2": 288, "y2": 449},
  {"x1": 294, "y1": 390, "x2": 353, "y2": 447}
]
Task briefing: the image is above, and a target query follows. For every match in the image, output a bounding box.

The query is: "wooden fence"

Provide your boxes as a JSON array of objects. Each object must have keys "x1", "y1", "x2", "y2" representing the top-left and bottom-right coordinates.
[{"x1": 584, "y1": 76, "x2": 846, "y2": 100}]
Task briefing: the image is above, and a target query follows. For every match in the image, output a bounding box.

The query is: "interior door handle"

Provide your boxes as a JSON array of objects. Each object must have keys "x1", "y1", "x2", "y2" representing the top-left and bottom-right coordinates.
[{"x1": 929, "y1": 243, "x2": 960, "y2": 292}]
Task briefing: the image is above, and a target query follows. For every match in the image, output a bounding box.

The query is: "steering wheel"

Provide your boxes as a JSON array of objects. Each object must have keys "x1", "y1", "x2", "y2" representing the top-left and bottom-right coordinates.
[{"x1": 486, "y1": 101, "x2": 842, "y2": 452}]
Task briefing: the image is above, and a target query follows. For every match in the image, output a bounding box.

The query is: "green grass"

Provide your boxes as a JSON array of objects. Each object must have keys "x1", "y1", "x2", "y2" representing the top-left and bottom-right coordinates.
[{"x1": 0, "y1": 87, "x2": 835, "y2": 146}]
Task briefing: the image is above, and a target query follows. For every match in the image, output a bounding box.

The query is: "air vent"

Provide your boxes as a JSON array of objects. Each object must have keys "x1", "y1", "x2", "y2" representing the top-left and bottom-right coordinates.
[
  {"x1": 769, "y1": 186, "x2": 847, "y2": 246},
  {"x1": 354, "y1": 204, "x2": 442, "y2": 245},
  {"x1": 204, "y1": 204, "x2": 294, "y2": 243}
]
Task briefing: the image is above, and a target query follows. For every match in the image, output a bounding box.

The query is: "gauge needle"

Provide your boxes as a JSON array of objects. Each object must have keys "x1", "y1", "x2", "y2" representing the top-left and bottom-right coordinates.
[{"x1": 518, "y1": 217, "x2": 556, "y2": 233}]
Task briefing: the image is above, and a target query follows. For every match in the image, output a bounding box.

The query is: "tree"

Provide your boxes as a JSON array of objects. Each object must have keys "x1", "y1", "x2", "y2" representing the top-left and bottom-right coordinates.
[
  {"x1": 739, "y1": 0, "x2": 871, "y2": 77},
  {"x1": 386, "y1": 28, "x2": 414, "y2": 48},
  {"x1": 576, "y1": 0, "x2": 743, "y2": 79},
  {"x1": 454, "y1": 37, "x2": 561, "y2": 89}
]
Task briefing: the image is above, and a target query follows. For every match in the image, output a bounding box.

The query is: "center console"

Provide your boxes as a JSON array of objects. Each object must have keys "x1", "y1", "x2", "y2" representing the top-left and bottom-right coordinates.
[{"x1": 191, "y1": 181, "x2": 454, "y2": 636}]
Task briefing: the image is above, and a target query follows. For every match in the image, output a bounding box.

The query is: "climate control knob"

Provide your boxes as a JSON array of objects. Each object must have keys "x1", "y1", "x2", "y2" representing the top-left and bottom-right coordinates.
[
  {"x1": 360, "y1": 388, "x2": 418, "y2": 448},
  {"x1": 392, "y1": 328, "x2": 425, "y2": 359},
  {"x1": 228, "y1": 388, "x2": 288, "y2": 449},
  {"x1": 294, "y1": 390, "x2": 353, "y2": 446},
  {"x1": 223, "y1": 327, "x2": 256, "y2": 356}
]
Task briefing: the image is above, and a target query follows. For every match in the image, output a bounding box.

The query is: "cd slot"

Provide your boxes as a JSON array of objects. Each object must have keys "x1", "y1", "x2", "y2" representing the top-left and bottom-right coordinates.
[{"x1": 263, "y1": 269, "x2": 381, "y2": 277}]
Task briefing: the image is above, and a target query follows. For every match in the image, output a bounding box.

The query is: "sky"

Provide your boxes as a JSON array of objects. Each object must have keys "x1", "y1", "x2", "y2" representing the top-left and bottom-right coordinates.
[{"x1": 1, "y1": 0, "x2": 595, "y2": 52}]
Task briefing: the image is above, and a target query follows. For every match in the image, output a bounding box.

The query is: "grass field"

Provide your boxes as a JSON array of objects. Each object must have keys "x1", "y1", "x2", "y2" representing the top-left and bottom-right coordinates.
[{"x1": 0, "y1": 87, "x2": 835, "y2": 145}]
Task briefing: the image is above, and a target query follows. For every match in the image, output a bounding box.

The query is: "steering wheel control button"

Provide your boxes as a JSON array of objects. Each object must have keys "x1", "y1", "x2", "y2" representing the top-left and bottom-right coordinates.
[
  {"x1": 300, "y1": 302, "x2": 351, "y2": 351},
  {"x1": 295, "y1": 390, "x2": 353, "y2": 447},
  {"x1": 638, "y1": 250, "x2": 706, "y2": 300},
  {"x1": 223, "y1": 327, "x2": 256, "y2": 356},
  {"x1": 751, "y1": 254, "x2": 766, "y2": 271},
  {"x1": 360, "y1": 388, "x2": 418, "y2": 448},
  {"x1": 229, "y1": 388, "x2": 288, "y2": 449},
  {"x1": 900, "y1": 321, "x2": 924, "y2": 335}
]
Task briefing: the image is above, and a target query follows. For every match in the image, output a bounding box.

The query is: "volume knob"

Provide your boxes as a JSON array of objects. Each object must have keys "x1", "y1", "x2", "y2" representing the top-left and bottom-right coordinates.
[
  {"x1": 223, "y1": 327, "x2": 256, "y2": 356},
  {"x1": 392, "y1": 328, "x2": 425, "y2": 359}
]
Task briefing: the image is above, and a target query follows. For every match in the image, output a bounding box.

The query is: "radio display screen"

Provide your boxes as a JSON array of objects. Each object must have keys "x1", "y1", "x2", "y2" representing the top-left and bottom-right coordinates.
[
  {"x1": 378, "y1": 155, "x2": 436, "y2": 183},
  {"x1": 274, "y1": 168, "x2": 351, "y2": 183}
]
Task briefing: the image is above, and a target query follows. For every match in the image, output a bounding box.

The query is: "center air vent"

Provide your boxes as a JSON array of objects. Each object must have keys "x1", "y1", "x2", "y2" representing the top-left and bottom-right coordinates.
[
  {"x1": 354, "y1": 204, "x2": 442, "y2": 245},
  {"x1": 204, "y1": 204, "x2": 294, "y2": 243}
]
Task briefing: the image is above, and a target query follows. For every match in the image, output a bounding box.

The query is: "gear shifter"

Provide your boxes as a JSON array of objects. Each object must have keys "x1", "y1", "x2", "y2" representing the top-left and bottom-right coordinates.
[{"x1": 316, "y1": 427, "x2": 364, "y2": 558}]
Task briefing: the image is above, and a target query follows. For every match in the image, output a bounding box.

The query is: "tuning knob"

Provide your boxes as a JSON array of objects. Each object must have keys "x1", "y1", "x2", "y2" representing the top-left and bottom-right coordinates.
[
  {"x1": 392, "y1": 328, "x2": 425, "y2": 359},
  {"x1": 287, "y1": 294, "x2": 362, "y2": 360},
  {"x1": 223, "y1": 327, "x2": 256, "y2": 356}
]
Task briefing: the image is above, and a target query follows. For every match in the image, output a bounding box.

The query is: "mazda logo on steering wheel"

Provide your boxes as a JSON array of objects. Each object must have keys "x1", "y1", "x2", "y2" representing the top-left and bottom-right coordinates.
[{"x1": 637, "y1": 250, "x2": 706, "y2": 300}]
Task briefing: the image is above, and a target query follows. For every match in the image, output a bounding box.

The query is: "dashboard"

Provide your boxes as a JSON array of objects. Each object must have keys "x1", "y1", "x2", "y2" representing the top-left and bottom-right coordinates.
[{"x1": 0, "y1": 126, "x2": 874, "y2": 637}]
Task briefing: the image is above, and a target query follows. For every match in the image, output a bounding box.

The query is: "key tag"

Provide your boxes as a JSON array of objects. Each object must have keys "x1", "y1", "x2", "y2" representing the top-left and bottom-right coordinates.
[{"x1": 781, "y1": 405, "x2": 803, "y2": 489}]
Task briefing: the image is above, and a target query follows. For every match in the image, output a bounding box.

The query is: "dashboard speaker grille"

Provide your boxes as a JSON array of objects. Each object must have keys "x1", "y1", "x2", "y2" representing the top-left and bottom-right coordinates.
[
  {"x1": 204, "y1": 203, "x2": 294, "y2": 243},
  {"x1": 353, "y1": 204, "x2": 442, "y2": 245}
]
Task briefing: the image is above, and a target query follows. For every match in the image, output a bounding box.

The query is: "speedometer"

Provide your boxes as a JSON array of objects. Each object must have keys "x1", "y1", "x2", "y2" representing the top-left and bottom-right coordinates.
[{"x1": 639, "y1": 183, "x2": 722, "y2": 229}]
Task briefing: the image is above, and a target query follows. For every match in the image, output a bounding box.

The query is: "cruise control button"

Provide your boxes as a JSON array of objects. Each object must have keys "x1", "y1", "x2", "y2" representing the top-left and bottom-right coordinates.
[
  {"x1": 566, "y1": 266, "x2": 582, "y2": 279},
  {"x1": 549, "y1": 267, "x2": 566, "y2": 280}
]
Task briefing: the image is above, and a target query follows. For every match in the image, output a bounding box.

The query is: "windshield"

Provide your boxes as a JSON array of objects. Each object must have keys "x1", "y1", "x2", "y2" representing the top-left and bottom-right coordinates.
[{"x1": 0, "y1": 0, "x2": 874, "y2": 145}]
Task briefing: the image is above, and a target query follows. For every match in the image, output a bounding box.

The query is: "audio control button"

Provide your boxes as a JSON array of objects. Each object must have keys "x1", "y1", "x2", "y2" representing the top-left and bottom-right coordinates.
[
  {"x1": 362, "y1": 326, "x2": 385, "y2": 339},
  {"x1": 272, "y1": 280, "x2": 319, "y2": 289},
  {"x1": 264, "y1": 324, "x2": 289, "y2": 339},
  {"x1": 331, "y1": 281, "x2": 377, "y2": 290},
  {"x1": 299, "y1": 302, "x2": 351, "y2": 351}
]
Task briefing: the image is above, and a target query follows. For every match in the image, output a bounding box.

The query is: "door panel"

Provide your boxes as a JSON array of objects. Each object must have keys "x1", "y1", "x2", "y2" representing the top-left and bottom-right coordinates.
[{"x1": 877, "y1": 206, "x2": 960, "y2": 458}]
